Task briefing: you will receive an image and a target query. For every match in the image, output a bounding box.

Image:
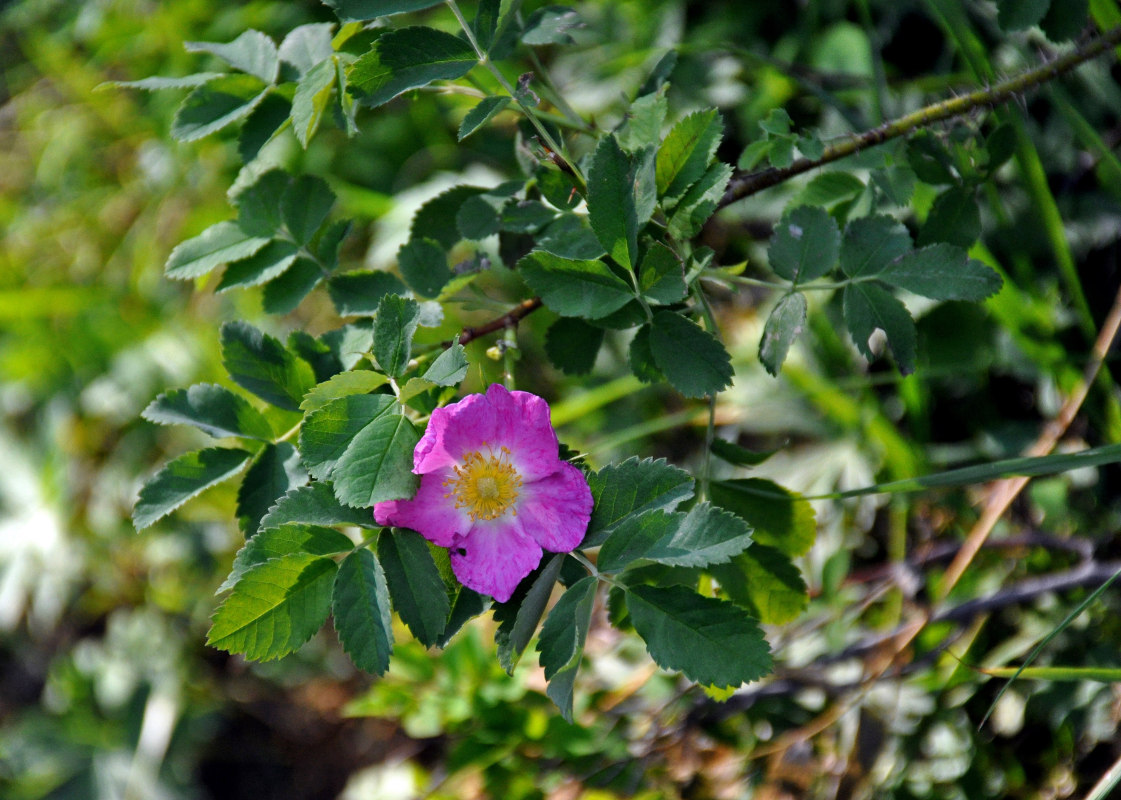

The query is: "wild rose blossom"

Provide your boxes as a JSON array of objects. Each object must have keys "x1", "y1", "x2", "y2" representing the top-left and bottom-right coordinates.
[{"x1": 373, "y1": 384, "x2": 593, "y2": 602}]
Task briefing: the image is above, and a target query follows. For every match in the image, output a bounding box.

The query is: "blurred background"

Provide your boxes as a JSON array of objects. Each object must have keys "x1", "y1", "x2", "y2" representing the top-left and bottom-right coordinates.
[{"x1": 3, "y1": 1, "x2": 1121, "y2": 798}]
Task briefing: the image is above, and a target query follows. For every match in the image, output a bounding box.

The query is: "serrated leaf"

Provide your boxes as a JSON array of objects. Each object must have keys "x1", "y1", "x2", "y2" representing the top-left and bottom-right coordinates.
[
  {"x1": 328, "y1": 270, "x2": 408, "y2": 316},
  {"x1": 261, "y1": 258, "x2": 323, "y2": 314},
  {"x1": 299, "y1": 393, "x2": 397, "y2": 480},
  {"x1": 372, "y1": 294, "x2": 420, "y2": 376},
  {"x1": 377, "y1": 528, "x2": 450, "y2": 646},
  {"x1": 216, "y1": 239, "x2": 299, "y2": 291},
  {"x1": 585, "y1": 457, "x2": 694, "y2": 547},
  {"x1": 458, "y1": 95, "x2": 511, "y2": 140},
  {"x1": 536, "y1": 214, "x2": 606, "y2": 260},
  {"x1": 587, "y1": 134, "x2": 639, "y2": 268},
  {"x1": 207, "y1": 554, "x2": 336, "y2": 660},
  {"x1": 171, "y1": 74, "x2": 270, "y2": 142},
  {"x1": 398, "y1": 238, "x2": 452, "y2": 298},
  {"x1": 840, "y1": 214, "x2": 913, "y2": 278},
  {"x1": 291, "y1": 58, "x2": 336, "y2": 147},
  {"x1": 323, "y1": 0, "x2": 444, "y2": 20},
  {"x1": 259, "y1": 482, "x2": 377, "y2": 532},
  {"x1": 619, "y1": 88, "x2": 667, "y2": 152},
  {"x1": 710, "y1": 439, "x2": 778, "y2": 468},
  {"x1": 279, "y1": 24, "x2": 336, "y2": 76},
  {"x1": 878, "y1": 243, "x2": 1002, "y2": 301},
  {"x1": 536, "y1": 168, "x2": 581, "y2": 211},
  {"x1": 494, "y1": 554, "x2": 564, "y2": 673},
  {"x1": 797, "y1": 172, "x2": 866, "y2": 207},
  {"x1": 711, "y1": 544, "x2": 808, "y2": 625},
  {"x1": 518, "y1": 251, "x2": 634, "y2": 319},
  {"x1": 996, "y1": 0, "x2": 1051, "y2": 31},
  {"x1": 411, "y1": 185, "x2": 486, "y2": 248},
  {"x1": 301, "y1": 371, "x2": 388, "y2": 413},
  {"x1": 627, "y1": 324, "x2": 664, "y2": 384},
  {"x1": 422, "y1": 344, "x2": 469, "y2": 386},
  {"x1": 133, "y1": 447, "x2": 252, "y2": 530},
  {"x1": 185, "y1": 30, "x2": 279, "y2": 84},
  {"x1": 649, "y1": 311, "x2": 733, "y2": 398},
  {"x1": 334, "y1": 548, "x2": 394, "y2": 673},
  {"x1": 220, "y1": 524, "x2": 355, "y2": 593},
  {"x1": 544, "y1": 317, "x2": 604, "y2": 375},
  {"x1": 537, "y1": 575, "x2": 596, "y2": 721},
  {"x1": 221, "y1": 321, "x2": 316, "y2": 412},
  {"x1": 844, "y1": 282, "x2": 916, "y2": 373},
  {"x1": 665, "y1": 161, "x2": 732, "y2": 240},
  {"x1": 332, "y1": 412, "x2": 420, "y2": 507},
  {"x1": 710, "y1": 478, "x2": 816, "y2": 558},
  {"x1": 239, "y1": 92, "x2": 292, "y2": 163},
  {"x1": 626, "y1": 584, "x2": 771, "y2": 687},
  {"x1": 280, "y1": 174, "x2": 336, "y2": 248},
  {"x1": 349, "y1": 26, "x2": 478, "y2": 108},
  {"x1": 232, "y1": 169, "x2": 290, "y2": 237},
  {"x1": 437, "y1": 587, "x2": 489, "y2": 647},
  {"x1": 918, "y1": 187, "x2": 981, "y2": 249},
  {"x1": 636, "y1": 244, "x2": 686, "y2": 305},
  {"x1": 237, "y1": 442, "x2": 309, "y2": 536},
  {"x1": 102, "y1": 73, "x2": 225, "y2": 91},
  {"x1": 165, "y1": 221, "x2": 270, "y2": 280},
  {"x1": 769, "y1": 205, "x2": 841, "y2": 284},
  {"x1": 473, "y1": 0, "x2": 501, "y2": 51},
  {"x1": 656, "y1": 109, "x2": 722, "y2": 200},
  {"x1": 599, "y1": 504, "x2": 753, "y2": 572},
  {"x1": 321, "y1": 321, "x2": 375, "y2": 371},
  {"x1": 143, "y1": 383, "x2": 274, "y2": 441},
  {"x1": 501, "y1": 200, "x2": 556, "y2": 234},
  {"x1": 759, "y1": 291, "x2": 807, "y2": 376}
]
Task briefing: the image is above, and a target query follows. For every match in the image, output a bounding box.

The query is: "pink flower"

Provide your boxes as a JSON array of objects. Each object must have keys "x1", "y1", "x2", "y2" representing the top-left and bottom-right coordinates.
[{"x1": 373, "y1": 384, "x2": 593, "y2": 603}]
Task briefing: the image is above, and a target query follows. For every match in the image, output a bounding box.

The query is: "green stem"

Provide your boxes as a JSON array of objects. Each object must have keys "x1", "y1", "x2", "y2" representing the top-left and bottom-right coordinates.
[{"x1": 719, "y1": 23, "x2": 1121, "y2": 207}]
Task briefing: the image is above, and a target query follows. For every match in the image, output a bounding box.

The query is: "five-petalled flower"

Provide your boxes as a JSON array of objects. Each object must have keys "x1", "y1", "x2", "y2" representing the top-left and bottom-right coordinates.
[{"x1": 373, "y1": 384, "x2": 593, "y2": 603}]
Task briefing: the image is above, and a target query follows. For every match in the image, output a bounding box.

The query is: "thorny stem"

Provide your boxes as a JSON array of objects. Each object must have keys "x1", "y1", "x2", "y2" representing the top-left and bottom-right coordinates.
[
  {"x1": 719, "y1": 24, "x2": 1121, "y2": 207},
  {"x1": 443, "y1": 296, "x2": 543, "y2": 348}
]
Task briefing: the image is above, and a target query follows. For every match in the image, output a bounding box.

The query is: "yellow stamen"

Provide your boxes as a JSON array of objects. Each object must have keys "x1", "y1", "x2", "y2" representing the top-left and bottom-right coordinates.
[{"x1": 443, "y1": 444, "x2": 522, "y2": 521}]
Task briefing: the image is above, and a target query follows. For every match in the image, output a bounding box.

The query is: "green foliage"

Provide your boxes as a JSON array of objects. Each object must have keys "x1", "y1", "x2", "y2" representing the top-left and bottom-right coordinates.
[
  {"x1": 377, "y1": 529, "x2": 451, "y2": 646},
  {"x1": 349, "y1": 27, "x2": 478, "y2": 108},
  {"x1": 334, "y1": 548, "x2": 395, "y2": 674}
]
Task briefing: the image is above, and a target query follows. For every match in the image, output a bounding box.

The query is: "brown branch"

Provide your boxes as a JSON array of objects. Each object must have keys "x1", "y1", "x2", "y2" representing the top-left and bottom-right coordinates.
[
  {"x1": 718, "y1": 24, "x2": 1121, "y2": 209},
  {"x1": 444, "y1": 296, "x2": 543, "y2": 348}
]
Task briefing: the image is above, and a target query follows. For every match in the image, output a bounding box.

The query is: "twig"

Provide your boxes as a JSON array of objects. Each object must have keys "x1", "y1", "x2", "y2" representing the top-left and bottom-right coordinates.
[
  {"x1": 444, "y1": 296, "x2": 543, "y2": 348},
  {"x1": 718, "y1": 24, "x2": 1121, "y2": 208}
]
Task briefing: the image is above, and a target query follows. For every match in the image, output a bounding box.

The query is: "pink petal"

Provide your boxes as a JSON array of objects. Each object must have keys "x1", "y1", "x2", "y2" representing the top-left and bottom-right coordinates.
[
  {"x1": 483, "y1": 384, "x2": 561, "y2": 482},
  {"x1": 413, "y1": 392, "x2": 497, "y2": 474},
  {"x1": 450, "y1": 518, "x2": 543, "y2": 603},
  {"x1": 516, "y1": 462, "x2": 594, "y2": 552},
  {"x1": 372, "y1": 468, "x2": 468, "y2": 548}
]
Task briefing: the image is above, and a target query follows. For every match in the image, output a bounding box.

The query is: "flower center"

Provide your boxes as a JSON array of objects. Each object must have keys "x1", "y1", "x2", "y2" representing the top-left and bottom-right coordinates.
[{"x1": 445, "y1": 445, "x2": 522, "y2": 521}]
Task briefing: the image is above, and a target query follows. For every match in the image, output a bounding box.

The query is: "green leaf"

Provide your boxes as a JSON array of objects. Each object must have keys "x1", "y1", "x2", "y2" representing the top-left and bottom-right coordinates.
[
  {"x1": 291, "y1": 58, "x2": 336, "y2": 148},
  {"x1": 142, "y1": 383, "x2": 274, "y2": 441},
  {"x1": 587, "y1": 134, "x2": 639, "y2": 268},
  {"x1": 208, "y1": 554, "x2": 336, "y2": 660},
  {"x1": 599, "y1": 503, "x2": 753, "y2": 572},
  {"x1": 261, "y1": 258, "x2": 324, "y2": 313},
  {"x1": 879, "y1": 243, "x2": 1002, "y2": 301},
  {"x1": 236, "y1": 442, "x2": 309, "y2": 536},
  {"x1": 220, "y1": 321, "x2": 316, "y2": 412},
  {"x1": 839, "y1": 214, "x2": 913, "y2": 278},
  {"x1": 397, "y1": 238, "x2": 452, "y2": 298},
  {"x1": 665, "y1": 161, "x2": 732, "y2": 240},
  {"x1": 377, "y1": 529, "x2": 450, "y2": 646},
  {"x1": 649, "y1": 311, "x2": 733, "y2": 398},
  {"x1": 215, "y1": 240, "x2": 299, "y2": 291},
  {"x1": 332, "y1": 412, "x2": 420, "y2": 507},
  {"x1": 627, "y1": 324, "x2": 664, "y2": 384},
  {"x1": 458, "y1": 95, "x2": 511, "y2": 140},
  {"x1": 133, "y1": 447, "x2": 252, "y2": 530},
  {"x1": 759, "y1": 291, "x2": 807, "y2": 376},
  {"x1": 422, "y1": 344, "x2": 469, "y2": 386},
  {"x1": 373, "y1": 294, "x2": 420, "y2": 377},
  {"x1": 410, "y1": 186, "x2": 486, "y2": 249},
  {"x1": 171, "y1": 74, "x2": 270, "y2": 142},
  {"x1": 585, "y1": 457, "x2": 694, "y2": 547},
  {"x1": 455, "y1": 194, "x2": 505, "y2": 240},
  {"x1": 1040, "y1": 0, "x2": 1087, "y2": 41},
  {"x1": 710, "y1": 544, "x2": 808, "y2": 625},
  {"x1": 233, "y1": 169, "x2": 289, "y2": 237},
  {"x1": 522, "y1": 6, "x2": 583, "y2": 44},
  {"x1": 278, "y1": 24, "x2": 335, "y2": 76},
  {"x1": 996, "y1": 0, "x2": 1051, "y2": 31},
  {"x1": 220, "y1": 524, "x2": 355, "y2": 592},
  {"x1": 185, "y1": 30, "x2": 279, "y2": 83},
  {"x1": 501, "y1": 200, "x2": 556, "y2": 234},
  {"x1": 797, "y1": 172, "x2": 866, "y2": 208},
  {"x1": 537, "y1": 575, "x2": 596, "y2": 721},
  {"x1": 619, "y1": 88, "x2": 668, "y2": 152},
  {"x1": 518, "y1": 251, "x2": 634, "y2": 319},
  {"x1": 536, "y1": 214, "x2": 606, "y2": 260},
  {"x1": 239, "y1": 92, "x2": 292, "y2": 163},
  {"x1": 300, "y1": 371, "x2": 389, "y2": 412},
  {"x1": 349, "y1": 26, "x2": 478, "y2": 109},
  {"x1": 165, "y1": 221, "x2": 270, "y2": 280},
  {"x1": 626, "y1": 584, "x2": 772, "y2": 687},
  {"x1": 655, "y1": 109, "x2": 723, "y2": 200},
  {"x1": 544, "y1": 317, "x2": 605, "y2": 375},
  {"x1": 259, "y1": 482, "x2": 377, "y2": 532},
  {"x1": 710, "y1": 439, "x2": 778, "y2": 468},
  {"x1": 328, "y1": 270, "x2": 408, "y2": 316},
  {"x1": 334, "y1": 548, "x2": 394, "y2": 674},
  {"x1": 710, "y1": 478, "x2": 817, "y2": 558},
  {"x1": 299, "y1": 393, "x2": 397, "y2": 480},
  {"x1": 473, "y1": 0, "x2": 501, "y2": 51},
  {"x1": 638, "y1": 243, "x2": 687, "y2": 305},
  {"x1": 536, "y1": 168, "x2": 581, "y2": 211},
  {"x1": 918, "y1": 187, "x2": 981, "y2": 249},
  {"x1": 282, "y1": 175, "x2": 336, "y2": 245},
  {"x1": 100, "y1": 73, "x2": 225, "y2": 91},
  {"x1": 495, "y1": 554, "x2": 565, "y2": 673},
  {"x1": 768, "y1": 205, "x2": 841, "y2": 284},
  {"x1": 323, "y1": 0, "x2": 444, "y2": 21},
  {"x1": 843, "y1": 282, "x2": 917, "y2": 373}
]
